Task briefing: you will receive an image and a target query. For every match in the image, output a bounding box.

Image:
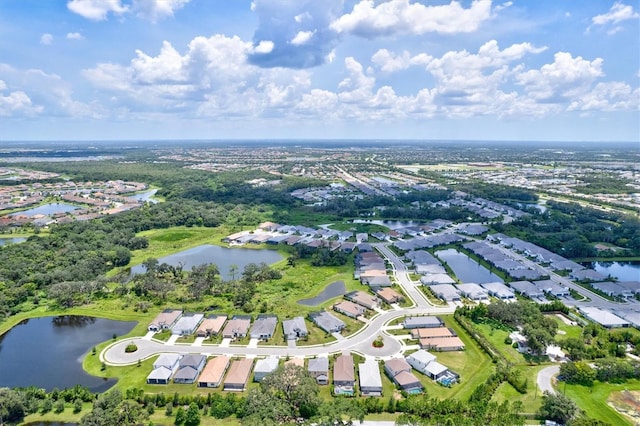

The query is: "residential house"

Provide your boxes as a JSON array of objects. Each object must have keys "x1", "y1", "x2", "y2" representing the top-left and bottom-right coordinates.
[
  {"x1": 198, "y1": 356, "x2": 230, "y2": 388},
  {"x1": 224, "y1": 359, "x2": 254, "y2": 391},
  {"x1": 358, "y1": 359, "x2": 383, "y2": 396},
  {"x1": 410, "y1": 327, "x2": 457, "y2": 340},
  {"x1": 384, "y1": 358, "x2": 422, "y2": 393},
  {"x1": 362, "y1": 275, "x2": 392, "y2": 287},
  {"x1": 172, "y1": 313, "x2": 204, "y2": 336},
  {"x1": 344, "y1": 291, "x2": 379, "y2": 309},
  {"x1": 309, "y1": 311, "x2": 345, "y2": 333},
  {"x1": 283, "y1": 317, "x2": 308, "y2": 340},
  {"x1": 222, "y1": 316, "x2": 252, "y2": 340},
  {"x1": 403, "y1": 316, "x2": 444, "y2": 329},
  {"x1": 250, "y1": 315, "x2": 278, "y2": 341},
  {"x1": 376, "y1": 287, "x2": 404, "y2": 304},
  {"x1": 253, "y1": 356, "x2": 280, "y2": 382},
  {"x1": 333, "y1": 301, "x2": 366, "y2": 318},
  {"x1": 429, "y1": 284, "x2": 461, "y2": 302},
  {"x1": 196, "y1": 315, "x2": 227, "y2": 338},
  {"x1": 419, "y1": 336, "x2": 466, "y2": 351},
  {"x1": 308, "y1": 357, "x2": 329, "y2": 385},
  {"x1": 333, "y1": 354, "x2": 355, "y2": 396},
  {"x1": 148, "y1": 309, "x2": 183, "y2": 332},
  {"x1": 147, "y1": 353, "x2": 182, "y2": 384},
  {"x1": 455, "y1": 283, "x2": 489, "y2": 301},
  {"x1": 481, "y1": 282, "x2": 515, "y2": 300},
  {"x1": 406, "y1": 350, "x2": 436, "y2": 374},
  {"x1": 173, "y1": 354, "x2": 207, "y2": 384}
]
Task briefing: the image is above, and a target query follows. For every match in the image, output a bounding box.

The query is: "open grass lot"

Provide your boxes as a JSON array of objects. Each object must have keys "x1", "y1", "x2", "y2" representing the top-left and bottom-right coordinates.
[
  {"x1": 472, "y1": 321, "x2": 524, "y2": 365},
  {"x1": 492, "y1": 364, "x2": 548, "y2": 414},
  {"x1": 21, "y1": 403, "x2": 93, "y2": 425},
  {"x1": 565, "y1": 380, "x2": 640, "y2": 425},
  {"x1": 549, "y1": 314, "x2": 583, "y2": 341}
]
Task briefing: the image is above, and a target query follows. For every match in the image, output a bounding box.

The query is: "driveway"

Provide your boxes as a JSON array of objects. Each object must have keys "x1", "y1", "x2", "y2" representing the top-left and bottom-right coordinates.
[{"x1": 537, "y1": 365, "x2": 560, "y2": 395}]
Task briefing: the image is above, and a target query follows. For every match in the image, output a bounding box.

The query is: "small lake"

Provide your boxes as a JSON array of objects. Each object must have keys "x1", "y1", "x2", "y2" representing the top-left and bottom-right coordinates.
[
  {"x1": 130, "y1": 244, "x2": 283, "y2": 281},
  {"x1": 435, "y1": 248, "x2": 503, "y2": 284},
  {"x1": 0, "y1": 237, "x2": 26, "y2": 246},
  {"x1": 127, "y1": 189, "x2": 158, "y2": 204},
  {"x1": 585, "y1": 261, "x2": 640, "y2": 282},
  {"x1": 298, "y1": 280, "x2": 346, "y2": 306},
  {"x1": 353, "y1": 219, "x2": 421, "y2": 230},
  {"x1": 0, "y1": 316, "x2": 136, "y2": 392},
  {"x1": 10, "y1": 203, "x2": 78, "y2": 217}
]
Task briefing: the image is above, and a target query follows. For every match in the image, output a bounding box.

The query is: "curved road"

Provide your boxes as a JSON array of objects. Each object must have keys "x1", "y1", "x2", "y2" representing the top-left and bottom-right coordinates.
[
  {"x1": 537, "y1": 365, "x2": 560, "y2": 395},
  {"x1": 103, "y1": 244, "x2": 454, "y2": 365}
]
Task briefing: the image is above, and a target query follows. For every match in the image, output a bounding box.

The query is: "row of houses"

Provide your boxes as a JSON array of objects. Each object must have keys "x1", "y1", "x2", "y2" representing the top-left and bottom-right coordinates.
[
  {"x1": 354, "y1": 250, "x2": 392, "y2": 287},
  {"x1": 148, "y1": 310, "x2": 309, "y2": 342},
  {"x1": 384, "y1": 349, "x2": 459, "y2": 393},
  {"x1": 394, "y1": 233, "x2": 466, "y2": 252},
  {"x1": 423, "y1": 281, "x2": 517, "y2": 302},
  {"x1": 402, "y1": 317, "x2": 466, "y2": 351},
  {"x1": 463, "y1": 240, "x2": 546, "y2": 281}
]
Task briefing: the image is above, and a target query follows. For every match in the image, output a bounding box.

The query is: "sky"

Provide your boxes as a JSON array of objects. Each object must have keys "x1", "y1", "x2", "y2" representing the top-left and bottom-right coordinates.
[{"x1": 0, "y1": 0, "x2": 638, "y2": 142}]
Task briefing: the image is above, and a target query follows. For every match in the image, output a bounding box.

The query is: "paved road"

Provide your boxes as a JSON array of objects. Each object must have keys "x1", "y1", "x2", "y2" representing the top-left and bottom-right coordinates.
[
  {"x1": 103, "y1": 243, "x2": 454, "y2": 365},
  {"x1": 537, "y1": 365, "x2": 560, "y2": 395}
]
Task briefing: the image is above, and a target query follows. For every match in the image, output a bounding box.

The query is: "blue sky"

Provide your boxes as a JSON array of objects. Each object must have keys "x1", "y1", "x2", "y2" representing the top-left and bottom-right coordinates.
[{"x1": 0, "y1": 0, "x2": 638, "y2": 141}]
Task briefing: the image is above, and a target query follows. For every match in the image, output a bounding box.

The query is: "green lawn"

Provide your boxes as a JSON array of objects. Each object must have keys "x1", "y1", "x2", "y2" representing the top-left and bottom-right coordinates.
[
  {"x1": 473, "y1": 321, "x2": 524, "y2": 365},
  {"x1": 491, "y1": 364, "x2": 548, "y2": 414},
  {"x1": 565, "y1": 380, "x2": 640, "y2": 425}
]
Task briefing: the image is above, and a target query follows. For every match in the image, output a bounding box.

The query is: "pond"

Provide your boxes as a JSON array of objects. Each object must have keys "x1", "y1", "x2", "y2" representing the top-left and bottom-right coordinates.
[
  {"x1": 0, "y1": 316, "x2": 136, "y2": 392},
  {"x1": 353, "y1": 219, "x2": 421, "y2": 230},
  {"x1": 130, "y1": 244, "x2": 283, "y2": 281},
  {"x1": 297, "y1": 280, "x2": 346, "y2": 306},
  {"x1": 435, "y1": 249, "x2": 503, "y2": 284},
  {"x1": 127, "y1": 189, "x2": 158, "y2": 204},
  {"x1": 10, "y1": 203, "x2": 78, "y2": 217},
  {"x1": 0, "y1": 237, "x2": 26, "y2": 246},
  {"x1": 584, "y1": 261, "x2": 640, "y2": 282}
]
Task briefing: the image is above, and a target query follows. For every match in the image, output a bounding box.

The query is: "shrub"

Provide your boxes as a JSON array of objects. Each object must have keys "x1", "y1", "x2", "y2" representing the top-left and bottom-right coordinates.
[{"x1": 125, "y1": 343, "x2": 138, "y2": 353}]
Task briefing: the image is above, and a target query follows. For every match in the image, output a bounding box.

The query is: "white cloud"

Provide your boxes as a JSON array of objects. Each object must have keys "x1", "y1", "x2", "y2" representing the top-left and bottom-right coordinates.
[
  {"x1": 40, "y1": 33, "x2": 53, "y2": 45},
  {"x1": 589, "y1": 2, "x2": 639, "y2": 34},
  {"x1": 592, "y1": 2, "x2": 639, "y2": 25},
  {"x1": 67, "y1": 0, "x2": 129, "y2": 21},
  {"x1": 134, "y1": 0, "x2": 191, "y2": 22},
  {"x1": 66, "y1": 32, "x2": 84, "y2": 40},
  {"x1": 0, "y1": 79, "x2": 42, "y2": 117},
  {"x1": 331, "y1": 0, "x2": 493, "y2": 37},
  {"x1": 253, "y1": 40, "x2": 275, "y2": 54},
  {"x1": 371, "y1": 49, "x2": 431, "y2": 73},
  {"x1": 516, "y1": 52, "x2": 604, "y2": 101},
  {"x1": 290, "y1": 30, "x2": 315, "y2": 46}
]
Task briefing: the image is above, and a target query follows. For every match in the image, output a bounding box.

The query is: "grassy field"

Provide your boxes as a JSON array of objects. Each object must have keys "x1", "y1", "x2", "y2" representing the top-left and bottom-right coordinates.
[
  {"x1": 492, "y1": 364, "x2": 548, "y2": 414},
  {"x1": 565, "y1": 380, "x2": 640, "y2": 425},
  {"x1": 473, "y1": 321, "x2": 524, "y2": 365}
]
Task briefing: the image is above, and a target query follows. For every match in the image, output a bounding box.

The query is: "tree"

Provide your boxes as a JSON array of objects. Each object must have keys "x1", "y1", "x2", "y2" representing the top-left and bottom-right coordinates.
[
  {"x1": 174, "y1": 406, "x2": 186, "y2": 426},
  {"x1": 0, "y1": 388, "x2": 25, "y2": 424},
  {"x1": 538, "y1": 392, "x2": 577, "y2": 425},
  {"x1": 184, "y1": 402, "x2": 201, "y2": 426},
  {"x1": 244, "y1": 364, "x2": 321, "y2": 424},
  {"x1": 559, "y1": 361, "x2": 596, "y2": 386}
]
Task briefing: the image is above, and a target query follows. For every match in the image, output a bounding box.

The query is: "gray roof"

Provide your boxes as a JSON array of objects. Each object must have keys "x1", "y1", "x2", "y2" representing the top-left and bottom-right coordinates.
[
  {"x1": 481, "y1": 282, "x2": 514, "y2": 298},
  {"x1": 250, "y1": 315, "x2": 278, "y2": 338},
  {"x1": 455, "y1": 283, "x2": 489, "y2": 299},
  {"x1": 430, "y1": 284, "x2": 461, "y2": 301},
  {"x1": 358, "y1": 359, "x2": 382, "y2": 388},
  {"x1": 309, "y1": 311, "x2": 345, "y2": 333},
  {"x1": 308, "y1": 357, "x2": 329, "y2": 373},
  {"x1": 579, "y1": 307, "x2": 630, "y2": 327},
  {"x1": 403, "y1": 316, "x2": 443, "y2": 328},
  {"x1": 173, "y1": 366, "x2": 198, "y2": 381},
  {"x1": 509, "y1": 280, "x2": 544, "y2": 297},
  {"x1": 254, "y1": 356, "x2": 280, "y2": 374},
  {"x1": 179, "y1": 354, "x2": 206, "y2": 369},
  {"x1": 153, "y1": 353, "x2": 182, "y2": 370},
  {"x1": 147, "y1": 366, "x2": 173, "y2": 381},
  {"x1": 283, "y1": 316, "x2": 308, "y2": 338},
  {"x1": 172, "y1": 313, "x2": 204, "y2": 334}
]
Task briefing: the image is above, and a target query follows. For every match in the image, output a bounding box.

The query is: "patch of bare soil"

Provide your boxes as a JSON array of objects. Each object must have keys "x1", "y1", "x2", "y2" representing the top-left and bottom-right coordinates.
[{"x1": 609, "y1": 390, "x2": 640, "y2": 425}]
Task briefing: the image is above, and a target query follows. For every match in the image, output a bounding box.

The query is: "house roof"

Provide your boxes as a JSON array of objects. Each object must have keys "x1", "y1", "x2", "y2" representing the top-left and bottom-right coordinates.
[
  {"x1": 579, "y1": 307, "x2": 630, "y2": 327},
  {"x1": 180, "y1": 354, "x2": 206, "y2": 369},
  {"x1": 250, "y1": 315, "x2": 278, "y2": 337},
  {"x1": 173, "y1": 313, "x2": 204, "y2": 332},
  {"x1": 283, "y1": 317, "x2": 308, "y2": 337},
  {"x1": 254, "y1": 356, "x2": 280, "y2": 374},
  {"x1": 421, "y1": 336, "x2": 465, "y2": 350},
  {"x1": 153, "y1": 353, "x2": 182, "y2": 370},
  {"x1": 198, "y1": 356, "x2": 230, "y2": 384},
  {"x1": 334, "y1": 300, "x2": 366, "y2": 316},
  {"x1": 403, "y1": 316, "x2": 443, "y2": 328},
  {"x1": 480, "y1": 282, "x2": 514, "y2": 298},
  {"x1": 197, "y1": 315, "x2": 227, "y2": 335},
  {"x1": 309, "y1": 311, "x2": 345, "y2": 332},
  {"x1": 385, "y1": 358, "x2": 411, "y2": 375},
  {"x1": 376, "y1": 287, "x2": 402, "y2": 302},
  {"x1": 358, "y1": 359, "x2": 382, "y2": 388},
  {"x1": 222, "y1": 317, "x2": 251, "y2": 335},
  {"x1": 424, "y1": 361, "x2": 448, "y2": 376},
  {"x1": 225, "y1": 359, "x2": 254, "y2": 385},
  {"x1": 394, "y1": 371, "x2": 421, "y2": 387},
  {"x1": 308, "y1": 357, "x2": 329, "y2": 373},
  {"x1": 345, "y1": 291, "x2": 378, "y2": 307},
  {"x1": 407, "y1": 350, "x2": 436, "y2": 365},
  {"x1": 333, "y1": 354, "x2": 354, "y2": 382},
  {"x1": 411, "y1": 327, "x2": 456, "y2": 339},
  {"x1": 174, "y1": 366, "x2": 198, "y2": 381},
  {"x1": 149, "y1": 309, "x2": 182, "y2": 328},
  {"x1": 147, "y1": 366, "x2": 173, "y2": 381}
]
